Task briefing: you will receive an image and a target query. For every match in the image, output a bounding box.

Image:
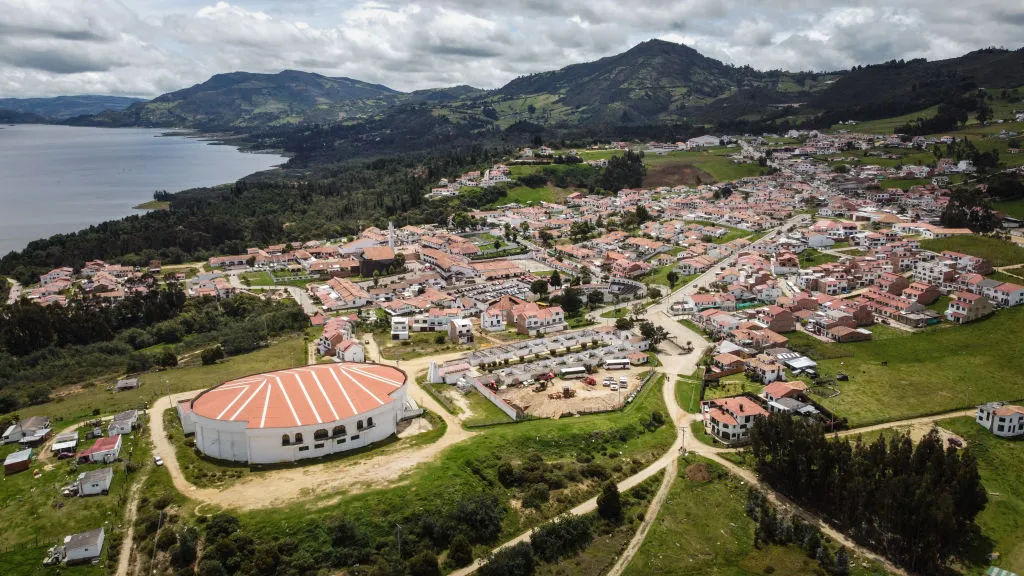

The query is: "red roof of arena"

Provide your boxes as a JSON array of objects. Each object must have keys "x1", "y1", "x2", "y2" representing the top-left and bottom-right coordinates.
[{"x1": 192, "y1": 363, "x2": 407, "y2": 429}]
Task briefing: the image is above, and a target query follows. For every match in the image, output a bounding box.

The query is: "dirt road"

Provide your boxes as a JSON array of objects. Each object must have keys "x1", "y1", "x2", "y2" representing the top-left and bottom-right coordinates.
[
  {"x1": 604, "y1": 448, "x2": 680, "y2": 576},
  {"x1": 115, "y1": 469, "x2": 150, "y2": 576},
  {"x1": 148, "y1": 350, "x2": 476, "y2": 510}
]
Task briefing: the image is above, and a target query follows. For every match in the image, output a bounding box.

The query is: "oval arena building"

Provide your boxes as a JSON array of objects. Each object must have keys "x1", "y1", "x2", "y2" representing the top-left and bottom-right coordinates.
[{"x1": 189, "y1": 363, "x2": 409, "y2": 464}]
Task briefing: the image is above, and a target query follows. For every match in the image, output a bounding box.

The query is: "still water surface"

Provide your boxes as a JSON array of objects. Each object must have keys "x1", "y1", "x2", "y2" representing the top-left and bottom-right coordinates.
[{"x1": 0, "y1": 124, "x2": 284, "y2": 255}]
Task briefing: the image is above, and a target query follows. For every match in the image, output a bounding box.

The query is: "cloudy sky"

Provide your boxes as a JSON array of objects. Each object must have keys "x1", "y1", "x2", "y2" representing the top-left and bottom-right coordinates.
[{"x1": 2, "y1": 0, "x2": 1022, "y2": 98}]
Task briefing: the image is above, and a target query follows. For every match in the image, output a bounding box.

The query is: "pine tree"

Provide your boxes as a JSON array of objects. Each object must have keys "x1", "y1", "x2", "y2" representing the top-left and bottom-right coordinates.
[{"x1": 597, "y1": 482, "x2": 623, "y2": 524}]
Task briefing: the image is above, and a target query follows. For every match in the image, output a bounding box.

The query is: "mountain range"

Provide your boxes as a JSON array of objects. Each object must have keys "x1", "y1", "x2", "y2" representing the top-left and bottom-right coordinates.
[
  {"x1": 0, "y1": 95, "x2": 143, "y2": 121},
  {"x1": 9, "y1": 40, "x2": 1024, "y2": 133}
]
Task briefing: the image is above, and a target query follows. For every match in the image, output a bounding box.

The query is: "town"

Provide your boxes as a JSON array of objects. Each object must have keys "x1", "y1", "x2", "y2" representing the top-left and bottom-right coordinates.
[{"x1": 5, "y1": 120, "x2": 1024, "y2": 576}]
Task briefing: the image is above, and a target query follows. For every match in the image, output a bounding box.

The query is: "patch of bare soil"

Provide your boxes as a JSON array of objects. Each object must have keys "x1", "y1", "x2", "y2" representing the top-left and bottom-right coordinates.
[
  {"x1": 684, "y1": 462, "x2": 712, "y2": 482},
  {"x1": 645, "y1": 163, "x2": 716, "y2": 187}
]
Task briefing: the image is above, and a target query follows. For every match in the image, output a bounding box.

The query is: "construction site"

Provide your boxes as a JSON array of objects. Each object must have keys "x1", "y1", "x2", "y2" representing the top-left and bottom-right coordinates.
[{"x1": 495, "y1": 365, "x2": 651, "y2": 419}]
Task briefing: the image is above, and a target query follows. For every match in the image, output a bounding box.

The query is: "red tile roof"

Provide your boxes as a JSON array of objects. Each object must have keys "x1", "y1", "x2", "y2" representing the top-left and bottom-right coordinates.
[{"x1": 192, "y1": 363, "x2": 407, "y2": 429}]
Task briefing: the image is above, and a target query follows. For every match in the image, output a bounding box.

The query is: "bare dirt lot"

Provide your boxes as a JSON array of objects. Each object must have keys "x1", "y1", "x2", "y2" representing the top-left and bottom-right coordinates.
[
  {"x1": 497, "y1": 366, "x2": 649, "y2": 418},
  {"x1": 644, "y1": 163, "x2": 715, "y2": 187}
]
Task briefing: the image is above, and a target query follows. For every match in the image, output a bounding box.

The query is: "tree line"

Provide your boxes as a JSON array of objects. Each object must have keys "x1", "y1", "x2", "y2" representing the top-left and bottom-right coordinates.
[
  {"x1": 749, "y1": 414, "x2": 987, "y2": 573},
  {"x1": 0, "y1": 290, "x2": 307, "y2": 414}
]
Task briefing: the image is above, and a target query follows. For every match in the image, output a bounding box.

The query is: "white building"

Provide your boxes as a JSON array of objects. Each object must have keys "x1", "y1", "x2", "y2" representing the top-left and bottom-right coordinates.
[
  {"x1": 335, "y1": 340, "x2": 366, "y2": 362},
  {"x1": 77, "y1": 467, "x2": 114, "y2": 497},
  {"x1": 480, "y1": 307, "x2": 506, "y2": 332},
  {"x1": 107, "y1": 410, "x2": 138, "y2": 436},
  {"x1": 976, "y1": 402, "x2": 1024, "y2": 438},
  {"x1": 186, "y1": 363, "x2": 411, "y2": 464},
  {"x1": 390, "y1": 317, "x2": 410, "y2": 340},
  {"x1": 448, "y1": 318, "x2": 474, "y2": 344},
  {"x1": 63, "y1": 528, "x2": 105, "y2": 565},
  {"x1": 77, "y1": 435, "x2": 122, "y2": 464},
  {"x1": 428, "y1": 361, "x2": 472, "y2": 384}
]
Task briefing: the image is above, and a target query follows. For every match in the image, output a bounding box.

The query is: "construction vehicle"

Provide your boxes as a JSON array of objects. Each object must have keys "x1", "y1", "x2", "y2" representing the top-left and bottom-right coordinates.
[
  {"x1": 562, "y1": 386, "x2": 576, "y2": 399},
  {"x1": 582, "y1": 376, "x2": 596, "y2": 386}
]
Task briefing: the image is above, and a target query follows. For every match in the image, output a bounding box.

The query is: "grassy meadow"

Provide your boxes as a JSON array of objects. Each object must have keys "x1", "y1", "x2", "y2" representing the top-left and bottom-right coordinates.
[
  {"x1": 920, "y1": 236, "x2": 1024, "y2": 267},
  {"x1": 787, "y1": 306, "x2": 1024, "y2": 426},
  {"x1": 622, "y1": 456, "x2": 892, "y2": 576}
]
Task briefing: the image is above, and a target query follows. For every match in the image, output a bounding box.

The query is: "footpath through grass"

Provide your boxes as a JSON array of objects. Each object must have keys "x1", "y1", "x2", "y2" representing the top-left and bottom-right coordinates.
[
  {"x1": 538, "y1": 471, "x2": 665, "y2": 576},
  {"x1": 623, "y1": 455, "x2": 892, "y2": 576},
  {"x1": 787, "y1": 305, "x2": 1024, "y2": 426}
]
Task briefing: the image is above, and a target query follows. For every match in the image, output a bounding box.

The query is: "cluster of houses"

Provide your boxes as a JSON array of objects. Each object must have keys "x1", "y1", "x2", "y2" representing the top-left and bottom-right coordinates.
[
  {"x1": 29, "y1": 260, "x2": 161, "y2": 307},
  {"x1": 426, "y1": 163, "x2": 513, "y2": 198}
]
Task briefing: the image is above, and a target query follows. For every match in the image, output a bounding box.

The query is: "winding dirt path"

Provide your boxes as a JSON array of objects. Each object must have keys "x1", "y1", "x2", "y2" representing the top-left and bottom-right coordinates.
[{"x1": 115, "y1": 469, "x2": 149, "y2": 576}]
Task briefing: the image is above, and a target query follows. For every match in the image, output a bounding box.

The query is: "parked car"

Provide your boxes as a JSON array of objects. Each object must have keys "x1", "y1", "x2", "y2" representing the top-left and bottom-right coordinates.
[
  {"x1": 948, "y1": 437, "x2": 964, "y2": 449},
  {"x1": 57, "y1": 450, "x2": 75, "y2": 460},
  {"x1": 154, "y1": 455, "x2": 164, "y2": 467},
  {"x1": 610, "y1": 384, "x2": 619, "y2": 391}
]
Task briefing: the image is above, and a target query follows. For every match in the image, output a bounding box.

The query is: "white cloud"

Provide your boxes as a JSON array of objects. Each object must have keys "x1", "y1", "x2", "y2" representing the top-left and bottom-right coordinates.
[{"x1": 0, "y1": 0, "x2": 1021, "y2": 98}]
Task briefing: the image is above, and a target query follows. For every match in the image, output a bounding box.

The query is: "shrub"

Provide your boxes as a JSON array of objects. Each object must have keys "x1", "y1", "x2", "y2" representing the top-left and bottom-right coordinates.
[
  {"x1": 478, "y1": 542, "x2": 535, "y2": 576},
  {"x1": 447, "y1": 534, "x2": 473, "y2": 568},
  {"x1": 407, "y1": 550, "x2": 441, "y2": 576},
  {"x1": 597, "y1": 482, "x2": 623, "y2": 524},
  {"x1": 522, "y1": 484, "x2": 550, "y2": 509},
  {"x1": 530, "y1": 514, "x2": 594, "y2": 562}
]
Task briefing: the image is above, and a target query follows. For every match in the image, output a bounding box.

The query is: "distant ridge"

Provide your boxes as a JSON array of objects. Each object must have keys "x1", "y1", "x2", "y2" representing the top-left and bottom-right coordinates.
[{"x1": 60, "y1": 41, "x2": 1024, "y2": 131}]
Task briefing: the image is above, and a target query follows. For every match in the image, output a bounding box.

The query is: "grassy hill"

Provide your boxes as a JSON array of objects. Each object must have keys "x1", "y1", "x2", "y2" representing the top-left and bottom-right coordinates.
[{"x1": 76, "y1": 70, "x2": 405, "y2": 130}]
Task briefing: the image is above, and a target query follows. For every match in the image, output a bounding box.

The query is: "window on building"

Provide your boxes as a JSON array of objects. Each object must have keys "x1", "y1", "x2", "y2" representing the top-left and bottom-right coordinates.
[
  {"x1": 332, "y1": 425, "x2": 346, "y2": 437},
  {"x1": 357, "y1": 420, "x2": 364, "y2": 430},
  {"x1": 314, "y1": 429, "x2": 328, "y2": 441},
  {"x1": 366, "y1": 417, "x2": 374, "y2": 428},
  {"x1": 294, "y1": 432, "x2": 304, "y2": 444},
  {"x1": 281, "y1": 434, "x2": 291, "y2": 446},
  {"x1": 298, "y1": 446, "x2": 309, "y2": 452},
  {"x1": 336, "y1": 438, "x2": 346, "y2": 445},
  {"x1": 351, "y1": 435, "x2": 360, "y2": 440},
  {"x1": 314, "y1": 443, "x2": 324, "y2": 449}
]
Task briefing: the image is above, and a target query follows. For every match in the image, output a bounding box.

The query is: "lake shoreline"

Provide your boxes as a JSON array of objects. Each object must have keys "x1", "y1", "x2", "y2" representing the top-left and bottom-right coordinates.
[{"x1": 0, "y1": 124, "x2": 286, "y2": 255}]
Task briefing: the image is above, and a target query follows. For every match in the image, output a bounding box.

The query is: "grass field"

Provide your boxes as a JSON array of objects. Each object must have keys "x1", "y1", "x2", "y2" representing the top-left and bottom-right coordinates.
[
  {"x1": 682, "y1": 220, "x2": 756, "y2": 245},
  {"x1": 644, "y1": 150, "x2": 764, "y2": 185},
  {"x1": 675, "y1": 376, "x2": 703, "y2": 413},
  {"x1": 623, "y1": 456, "x2": 892, "y2": 576},
  {"x1": 376, "y1": 331, "x2": 475, "y2": 361},
  {"x1": 786, "y1": 306, "x2": 1024, "y2": 426},
  {"x1": 0, "y1": 429, "x2": 151, "y2": 575},
  {"x1": 600, "y1": 307, "x2": 631, "y2": 319},
  {"x1": 462, "y1": 389, "x2": 516, "y2": 427},
  {"x1": 800, "y1": 249, "x2": 841, "y2": 268},
  {"x1": 988, "y1": 270, "x2": 1024, "y2": 284},
  {"x1": 488, "y1": 185, "x2": 570, "y2": 207},
  {"x1": 132, "y1": 200, "x2": 171, "y2": 210},
  {"x1": 831, "y1": 106, "x2": 939, "y2": 134},
  {"x1": 939, "y1": 417, "x2": 1024, "y2": 574},
  {"x1": 643, "y1": 265, "x2": 697, "y2": 290},
  {"x1": 16, "y1": 335, "x2": 306, "y2": 425},
  {"x1": 994, "y1": 199, "x2": 1024, "y2": 219},
  {"x1": 920, "y1": 236, "x2": 1024, "y2": 267}
]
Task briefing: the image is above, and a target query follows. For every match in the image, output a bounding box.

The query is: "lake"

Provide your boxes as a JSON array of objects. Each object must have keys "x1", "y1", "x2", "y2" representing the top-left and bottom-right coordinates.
[{"x1": 0, "y1": 124, "x2": 285, "y2": 256}]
